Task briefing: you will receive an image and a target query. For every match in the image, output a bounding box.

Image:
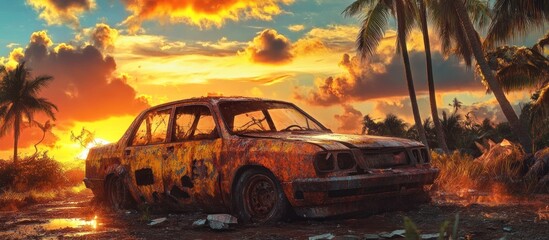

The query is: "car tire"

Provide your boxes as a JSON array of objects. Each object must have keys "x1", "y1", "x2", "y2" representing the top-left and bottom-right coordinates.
[
  {"x1": 105, "y1": 176, "x2": 133, "y2": 211},
  {"x1": 233, "y1": 169, "x2": 289, "y2": 223}
]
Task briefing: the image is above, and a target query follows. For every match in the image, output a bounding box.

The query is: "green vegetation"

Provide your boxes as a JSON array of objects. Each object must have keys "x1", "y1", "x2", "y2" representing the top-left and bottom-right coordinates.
[
  {"x1": 360, "y1": 104, "x2": 546, "y2": 155},
  {"x1": 404, "y1": 214, "x2": 460, "y2": 240}
]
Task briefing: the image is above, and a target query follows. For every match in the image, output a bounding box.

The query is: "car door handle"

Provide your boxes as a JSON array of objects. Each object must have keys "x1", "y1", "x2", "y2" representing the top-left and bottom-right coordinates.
[{"x1": 125, "y1": 149, "x2": 131, "y2": 156}]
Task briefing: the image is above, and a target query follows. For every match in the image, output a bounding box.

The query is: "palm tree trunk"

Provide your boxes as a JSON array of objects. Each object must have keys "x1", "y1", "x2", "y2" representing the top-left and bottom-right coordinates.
[
  {"x1": 395, "y1": 0, "x2": 429, "y2": 148},
  {"x1": 452, "y1": 0, "x2": 533, "y2": 154},
  {"x1": 13, "y1": 115, "x2": 20, "y2": 164},
  {"x1": 418, "y1": 0, "x2": 449, "y2": 153}
]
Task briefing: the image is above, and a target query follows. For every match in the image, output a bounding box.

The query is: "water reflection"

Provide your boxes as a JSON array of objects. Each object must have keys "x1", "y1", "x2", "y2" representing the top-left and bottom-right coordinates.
[{"x1": 43, "y1": 216, "x2": 98, "y2": 230}]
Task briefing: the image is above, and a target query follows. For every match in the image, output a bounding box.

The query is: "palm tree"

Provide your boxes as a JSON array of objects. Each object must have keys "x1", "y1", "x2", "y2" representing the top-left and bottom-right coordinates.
[
  {"x1": 484, "y1": 0, "x2": 549, "y2": 49},
  {"x1": 0, "y1": 62, "x2": 57, "y2": 163},
  {"x1": 450, "y1": 97, "x2": 463, "y2": 113},
  {"x1": 484, "y1": 38, "x2": 549, "y2": 150},
  {"x1": 416, "y1": 0, "x2": 449, "y2": 153},
  {"x1": 343, "y1": 0, "x2": 430, "y2": 147},
  {"x1": 428, "y1": 0, "x2": 533, "y2": 153},
  {"x1": 382, "y1": 113, "x2": 408, "y2": 137}
]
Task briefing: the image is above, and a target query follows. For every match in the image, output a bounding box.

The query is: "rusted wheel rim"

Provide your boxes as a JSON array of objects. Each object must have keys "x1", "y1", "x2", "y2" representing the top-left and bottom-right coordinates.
[{"x1": 243, "y1": 174, "x2": 277, "y2": 221}]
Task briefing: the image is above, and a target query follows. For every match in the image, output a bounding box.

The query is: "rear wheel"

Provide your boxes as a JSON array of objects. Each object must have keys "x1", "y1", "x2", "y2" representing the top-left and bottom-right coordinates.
[
  {"x1": 233, "y1": 169, "x2": 289, "y2": 223},
  {"x1": 105, "y1": 176, "x2": 133, "y2": 210}
]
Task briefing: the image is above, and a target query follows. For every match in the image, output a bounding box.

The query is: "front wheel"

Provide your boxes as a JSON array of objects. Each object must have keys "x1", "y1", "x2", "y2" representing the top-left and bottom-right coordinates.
[{"x1": 233, "y1": 169, "x2": 289, "y2": 223}]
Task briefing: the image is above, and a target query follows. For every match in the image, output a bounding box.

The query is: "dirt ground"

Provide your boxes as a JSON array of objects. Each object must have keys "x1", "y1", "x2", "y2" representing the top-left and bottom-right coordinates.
[{"x1": 0, "y1": 190, "x2": 548, "y2": 240}]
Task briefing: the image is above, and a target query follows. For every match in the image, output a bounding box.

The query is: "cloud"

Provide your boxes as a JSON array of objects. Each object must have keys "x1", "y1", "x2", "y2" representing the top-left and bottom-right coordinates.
[
  {"x1": 120, "y1": 0, "x2": 294, "y2": 33},
  {"x1": 2, "y1": 47, "x2": 25, "y2": 70},
  {"x1": 294, "y1": 29, "x2": 483, "y2": 106},
  {"x1": 288, "y1": 24, "x2": 305, "y2": 32},
  {"x1": 20, "y1": 31, "x2": 149, "y2": 123},
  {"x1": 301, "y1": 25, "x2": 358, "y2": 52},
  {"x1": 91, "y1": 23, "x2": 119, "y2": 52},
  {"x1": 115, "y1": 35, "x2": 247, "y2": 57},
  {"x1": 26, "y1": 0, "x2": 96, "y2": 28},
  {"x1": 244, "y1": 29, "x2": 294, "y2": 64},
  {"x1": 334, "y1": 104, "x2": 363, "y2": 133}
]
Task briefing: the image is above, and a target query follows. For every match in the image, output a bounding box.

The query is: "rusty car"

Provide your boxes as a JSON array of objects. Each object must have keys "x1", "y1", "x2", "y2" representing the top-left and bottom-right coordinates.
[{"x1": 84, "y1": 97, "x2": 439, "y2": 223}]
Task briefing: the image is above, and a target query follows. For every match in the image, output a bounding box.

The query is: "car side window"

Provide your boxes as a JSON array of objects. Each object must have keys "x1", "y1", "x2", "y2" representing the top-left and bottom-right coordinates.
[
  {"x1": 132, "y1": 109, "x2": 171, "y2": 146},
  {"x1": 173, "y1": 105, "x2": 219, "y2": 141}
]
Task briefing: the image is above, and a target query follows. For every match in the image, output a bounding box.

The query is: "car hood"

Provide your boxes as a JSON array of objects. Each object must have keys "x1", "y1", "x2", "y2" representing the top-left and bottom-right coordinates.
[{"x1": 240, "y1": 132, "x2": 424, "y2": 150}]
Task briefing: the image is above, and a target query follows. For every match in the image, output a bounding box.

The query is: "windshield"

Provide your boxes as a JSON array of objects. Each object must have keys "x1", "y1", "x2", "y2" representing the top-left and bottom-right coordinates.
[{"x1": 219, "y1": 101, "x2": 325, "y2": 134}]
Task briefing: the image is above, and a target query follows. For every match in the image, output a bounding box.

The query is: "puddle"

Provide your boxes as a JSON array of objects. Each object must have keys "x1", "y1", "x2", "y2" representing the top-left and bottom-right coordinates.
[
  {"x1": 43, "y1": 217, "x2": 98, "y2": 230},
  {"x1": 45, "y1": 206, "x2": 81, "y2": 212}
]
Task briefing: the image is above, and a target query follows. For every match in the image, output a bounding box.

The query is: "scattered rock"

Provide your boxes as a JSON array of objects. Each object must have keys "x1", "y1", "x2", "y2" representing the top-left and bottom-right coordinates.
[
  {"x1": 148, "y1": 217, "x2": 167, "y2": 226},
  {"x1": 206, "y1": 214, "x2": 238, "y2": 230},
  {"x1": 503, "y1": 226, "x2": 513, "y2": 232},
  {"x1": 309, "y1": 233, "x2": 335, "y2": 240},
  {"x1": 206, "y1": 214, "x2": 237, "y2": 224},
  {"x1": 192, "y1": 219, "x2": 207, "y2": 228},
  {"x1": 420, "y1": 233, "x2": 440, "y2": 239},
  {"x1": 379, "y1": 229, "x2": 405, "y2": 238},
  {"x1": 208, "y1": 220, "x2": 230, "y2": 230},
  {"x1": 364, "y1": 234, "x2": 380, "y2": 240},
  {"x1": 333, "y1": 235, "x2": 360, "y2": 240}
]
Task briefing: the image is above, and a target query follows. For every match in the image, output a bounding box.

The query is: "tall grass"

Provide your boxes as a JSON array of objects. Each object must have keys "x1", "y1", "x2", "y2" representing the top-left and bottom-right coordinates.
[
  {"x1": 431, "y1": 148, "x2": 537, "y2": 204},
  {"x1": 0, "y1": 153, "x2": 88, "y2": 211}
]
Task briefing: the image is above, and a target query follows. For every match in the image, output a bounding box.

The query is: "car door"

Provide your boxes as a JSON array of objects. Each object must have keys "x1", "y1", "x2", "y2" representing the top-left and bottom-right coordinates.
[
  {"x1": 163, "y1": 104, "x2": 224, "y2": 211},
  {"x1": 125, "y1": 107, "x2": 172, "y2": 204}
]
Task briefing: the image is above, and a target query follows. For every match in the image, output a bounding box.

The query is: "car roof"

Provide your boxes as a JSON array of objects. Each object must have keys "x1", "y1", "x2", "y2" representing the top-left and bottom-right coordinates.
[{"x1": 149, "y1": 96, "x2": 284, "y2": 110}]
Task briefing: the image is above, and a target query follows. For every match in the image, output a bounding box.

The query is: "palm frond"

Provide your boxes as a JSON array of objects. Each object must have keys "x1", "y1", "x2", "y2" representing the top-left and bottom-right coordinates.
[
  {"x1": 466, "y1": 0, "x2": 491, "y2": 29},
  {"x1": 0, "y1": 104, "x2": 17, "y2": 136},
  {"x1": 26, "y1": 75, "x2": 54, "y2": 96},
  {"x1": 485, "y1": 0, "x2": 549, "y2": 48},
  {"x1": 533, "y1": 30, "x2": 549, "y2": 53},
  {"x1": 484, "y1": 46, "x2": 549, "y2": 92},
  {"x1": 355, "y1": 2, "x2": 392, "y2": 57},
  {"x1": 342, "y1": 0, "x2": 378, "y2": 17},
  {"x1": 428, "y1": 0, "x2": 471, "y2": 63}
]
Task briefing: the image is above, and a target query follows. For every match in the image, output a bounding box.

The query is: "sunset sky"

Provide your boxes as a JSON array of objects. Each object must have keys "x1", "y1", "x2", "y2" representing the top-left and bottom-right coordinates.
[{"x1": 0, "y1": 0, "x2": 544, "y2": 164}]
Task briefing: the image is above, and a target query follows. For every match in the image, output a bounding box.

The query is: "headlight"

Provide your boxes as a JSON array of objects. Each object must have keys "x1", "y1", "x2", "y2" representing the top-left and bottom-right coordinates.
[
  {"x1": 314, "y1": 152, "x2": 335, "y2": 172},
  {"x1": 314, "y1": 151, "x2": 356, "y2": 173}
]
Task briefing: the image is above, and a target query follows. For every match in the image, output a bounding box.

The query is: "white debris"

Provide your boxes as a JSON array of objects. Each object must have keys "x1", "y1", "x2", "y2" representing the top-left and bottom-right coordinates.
[
  {"x1": 379, "y1": 229, "x2": 405, "y2": 238},
  {"x1": 308, "y1": 233, "x2": 335, "y2": 240},
  {"x1": 420, "y1": 233, "x2": 440, "y2": 239},
  {"x1": 192, "y1": 219, "x2": 207, "y2": 227},
  {"x1": 206, "y1": 214, "x2": 238, "y2": 230},
  {"x1": 148, "y1": 217, "x2": 167, "y2": 226}
]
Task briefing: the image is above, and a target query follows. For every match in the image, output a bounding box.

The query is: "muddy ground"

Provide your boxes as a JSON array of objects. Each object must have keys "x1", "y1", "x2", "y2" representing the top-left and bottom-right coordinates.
[{"x1": 0, "y1": 191, "x2": 548, "y2": 240}]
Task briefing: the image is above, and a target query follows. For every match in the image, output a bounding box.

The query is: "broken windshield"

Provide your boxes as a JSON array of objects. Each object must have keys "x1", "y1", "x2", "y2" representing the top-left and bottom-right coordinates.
[{"x1": 219, "y1": 101, "x2": 325, "y2": 134}]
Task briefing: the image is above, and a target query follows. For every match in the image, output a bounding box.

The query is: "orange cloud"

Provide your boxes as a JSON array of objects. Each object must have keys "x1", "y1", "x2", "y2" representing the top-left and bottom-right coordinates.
[
  {"x1": 334, "y1": 104, "x2": 363, "y2": 133},
  {"x1": 26, "y1": 0, "x2": 96, "y2": 28},
  {"x1": 2, "y1": 47, "x2": 25, "y2": 70},
  {"x1": 245, "y1": 29, "x2": 293, "y2": 64},
  {"x1": 120, "y1": 0, "x2": 294, "y2": 32},
  {"x1": 295, "y1": 41, "x2": 482, "y2": 106},
  {"x1": 22, "y1": 31, "x2": 149, "y2": 123},
  {"x1": 91, "y1": 23, "x2": 119, "y2": 52}
]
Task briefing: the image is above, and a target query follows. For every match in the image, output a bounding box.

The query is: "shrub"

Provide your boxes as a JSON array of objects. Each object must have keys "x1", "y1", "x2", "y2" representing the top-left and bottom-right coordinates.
[{"x1": 0, "y1": 153, "x2": 66, "y2": 192}]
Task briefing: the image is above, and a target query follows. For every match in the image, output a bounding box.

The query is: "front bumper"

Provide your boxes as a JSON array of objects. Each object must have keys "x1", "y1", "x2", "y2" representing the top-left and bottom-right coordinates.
[{"x1": 283, "y1": 166, "x2": 439, "y2": 218}]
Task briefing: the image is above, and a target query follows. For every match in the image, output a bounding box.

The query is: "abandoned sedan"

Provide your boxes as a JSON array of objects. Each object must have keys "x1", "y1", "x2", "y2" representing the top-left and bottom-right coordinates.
[{"x1": 84, "y1": 97, "x2": 438, "y2": 223}]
